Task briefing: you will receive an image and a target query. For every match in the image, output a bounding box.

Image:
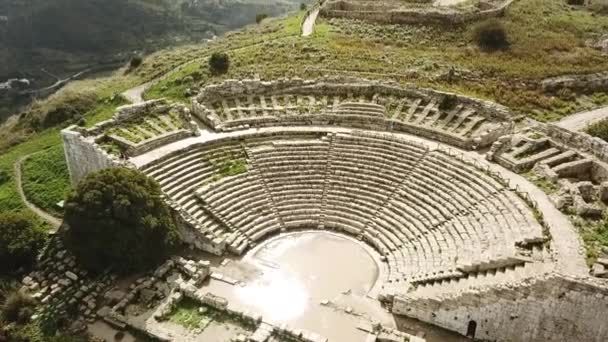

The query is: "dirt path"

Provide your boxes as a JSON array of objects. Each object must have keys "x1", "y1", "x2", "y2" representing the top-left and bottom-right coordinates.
[
  {"x1": 14, "y1": 154, "x2": 62, "y2": 231},
  {"x1": 302, "y1": 8, "x2": 320, "y2": 37},
  {"x1": 556, "y1": 106, "x2": 608, "y2": 131},
  {"x1": 121, "y1": 81, "x2": 152, "y2": 104}
]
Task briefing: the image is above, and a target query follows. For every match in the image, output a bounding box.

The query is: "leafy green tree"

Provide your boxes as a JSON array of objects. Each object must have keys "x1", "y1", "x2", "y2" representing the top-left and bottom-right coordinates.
[
  {"x1": 62, "y1": 167, "x2": 180, "y2": 274},
  {"x1": 0, "y1": 212, "x2": 47, "y2": 274},
  {"x1": 208, "y1": 52, "x2": 230, "y2": 75}
]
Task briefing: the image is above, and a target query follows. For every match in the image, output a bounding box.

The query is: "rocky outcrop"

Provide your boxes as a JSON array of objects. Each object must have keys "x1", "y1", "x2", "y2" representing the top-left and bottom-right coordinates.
[{"x1": 541, "y1": 72, "x2": 608, "y2": 94}]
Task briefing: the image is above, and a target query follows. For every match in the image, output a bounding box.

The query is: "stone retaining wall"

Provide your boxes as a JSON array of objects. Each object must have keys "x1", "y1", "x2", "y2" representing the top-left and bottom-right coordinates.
[
  {"x1": 61, "y1": 128, "x2": 123, "y2": 185},
  {"x1": 320, "y1": 0, "x2": 514, "y2": 25},
  {"x1": 538, "y1": 123, "x2": 608, "y2": 163},
  {"x1": 541, "y1": 72, "x2": 608, "y2": 94},
  {"x1": 393, "y1": 274, "x2": 608, "y2": 342}
]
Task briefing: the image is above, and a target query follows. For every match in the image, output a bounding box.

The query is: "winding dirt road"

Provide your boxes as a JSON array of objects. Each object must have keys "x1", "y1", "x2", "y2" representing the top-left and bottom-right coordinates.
[{"x1": 121, "y1": 82, "x2": 152, "y2": 104}]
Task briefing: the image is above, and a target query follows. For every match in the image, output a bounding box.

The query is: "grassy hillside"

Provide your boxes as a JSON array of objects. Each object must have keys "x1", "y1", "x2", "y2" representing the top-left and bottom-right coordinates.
[
  {"x1": 148, "y1": 0, "x2": 608, "y2": 121},
  {"x1": 0, "y1": 0, "x2": 307, "y2": 120}
]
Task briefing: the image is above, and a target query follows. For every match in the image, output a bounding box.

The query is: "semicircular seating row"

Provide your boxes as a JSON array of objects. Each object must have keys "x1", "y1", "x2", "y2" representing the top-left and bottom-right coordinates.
[
  {"x1": 139, "y1": 131, "x2": 545, "y2": 287},
  {"x1": 201, "y1": 91, "x2": 504, "y2": 148}
]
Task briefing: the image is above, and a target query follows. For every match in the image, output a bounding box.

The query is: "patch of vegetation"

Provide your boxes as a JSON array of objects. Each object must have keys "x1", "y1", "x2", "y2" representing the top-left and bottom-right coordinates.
[
  {"x1": 210, "y1": 159, "x2": 248, "y2": 182},
  {"x1": 573, "y1": 216, "x2": 608, "y2": 265},
  {"x1": 585, "y1": 118, "x2": 608, "y2": 142},
  {"x1": 472, "y1": 19, "x2": 509, "y2": 51},
  {"x1": 209, "y1": 52, "x2": 231, "y2": 75},
  {"x1": 168, "y1": 298, "x2": 256, "y2": 332},
  {"x1": 62, "y1": 167, "x2": 180, "y2": 274},
  {"x1": 438, "y1": 94, "x2": 458, "y2": 111},
  {"x1": 0, "y1": 211, "x2": 48, "y2": 274},
  {"x1": 0, "y1": 169, "x2": 10, "y2": 185},
  {"x1": 1, "y1": 289, "x2": 36, "y2": 324},
  {"x1": 1, "y1": 316, "x2": 88, "y2": 342},
  {"x1": 525, "y1": 172, "x2": 559, "y2": 194},
  {"x1": 130, "y1": 56, "x2": 144, "y2": 69},
  {"x1": 0, "y1": 94, "x2": 129, "y2": 218},
  {"x1": 256, "y1": 13, "x2": 269, "y2": 24},
  {"x1": 169, "y1": 298, "x2": 205, "y2": 330},
  {"x1": 21, "y1": 145, "x2": 71, "y2": 217},
  {"x1": 590, "y1": 3, "x2": 608, "y2": 15}
]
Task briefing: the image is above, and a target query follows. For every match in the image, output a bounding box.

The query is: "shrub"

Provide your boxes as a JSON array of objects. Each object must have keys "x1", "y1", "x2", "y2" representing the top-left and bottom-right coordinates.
[
  {"x1": 590, "y1": 3, "x2": 608, "y2": 15},
  {"x1": 300, "y1": 3, "x2": 307, "y2": 10},
  {"x1": 438, "y1": 94, "x2": 458, "y2": 111},
  {"x1": 586, "y1": 119, "x2": 608, "y2": 142},
  {"x1": 566, "y1": 0, "x2": 585, "y2": 5},
  {"x1": 208, "y1": 52, "x2": 230, "y2": 75},
  {"x1": 0, "y1": 168, "x2": 10, "y2": 185},
  {"x1": 1, "y1": 290, "x2": 36, "y2": 324},
  {"x1": 129, "y1": 56, "x2": 143, "y2": 69},
  {"x1": 255, "y1": 13, "x2": 268, "y2": 24},
  {"x1": 472, "y1": 19, "x2": 509, "y2": 51},
  {"x1": 0, "y1": 212, "x2": 47, "y2": 273},
  {"x1": 62, "y1": 168, "x2": 180, "y2": 274}
]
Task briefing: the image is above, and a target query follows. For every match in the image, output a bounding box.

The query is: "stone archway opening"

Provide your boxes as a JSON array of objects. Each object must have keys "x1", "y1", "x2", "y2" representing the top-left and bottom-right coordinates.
[{"x1": 466, "y1": 320, "x2": 477, "y2": 339}]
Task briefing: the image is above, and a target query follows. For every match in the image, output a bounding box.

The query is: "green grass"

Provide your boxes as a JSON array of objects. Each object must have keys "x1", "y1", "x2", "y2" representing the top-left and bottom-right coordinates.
[
  {"x1": 168, "y1": 298, "x2": 257, "y2": 332},
  {"x1": 210, "y1": 159, "x2": 248, "y2": 183},
  {"x1": 169, "y1": 298, "x2": 205, "y2": 330},
  {"x1": 574, "y1": 216, "x2": 608, "y2": 265},
  {"x1": 21, "y1": 145, "x2": 71, "y2": 217},
  {"x1": 585, "y1": 118, "x2": 608, "y2": 142},
  {"x1": 148, "y1": 1, "x2": 608, "y2": 121},
  {"x1": 0, "y1": 99, "x2": 130, "y2": 218}
]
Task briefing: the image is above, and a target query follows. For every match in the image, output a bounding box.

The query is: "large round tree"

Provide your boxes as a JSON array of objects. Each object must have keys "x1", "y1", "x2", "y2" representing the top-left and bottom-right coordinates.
[
  {"x1": 0, "y1": 212, "x2": 47, "y2": 274},
  {"x1": 62, "y1": 167, "x2": 180, "y2": 274}
]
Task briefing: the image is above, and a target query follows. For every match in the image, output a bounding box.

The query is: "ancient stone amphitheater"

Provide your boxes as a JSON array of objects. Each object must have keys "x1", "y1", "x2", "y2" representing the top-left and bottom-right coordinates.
[{"x1": 62, "y1": 78, "x2": 608, "y2": 342}]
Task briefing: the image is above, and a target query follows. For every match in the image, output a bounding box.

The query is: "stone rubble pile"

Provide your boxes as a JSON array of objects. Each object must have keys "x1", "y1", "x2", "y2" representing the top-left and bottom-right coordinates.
[{"x1": 21, "y1": 239, "x2": 116, "y2": 325}]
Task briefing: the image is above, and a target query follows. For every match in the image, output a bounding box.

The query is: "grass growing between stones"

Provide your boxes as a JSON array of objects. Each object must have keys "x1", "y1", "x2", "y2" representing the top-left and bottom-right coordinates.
[
  {"x1": 21, "y1": 145, "x2": 71, "y2": 217},
  {"x1": 585, "y1": 118, "x2": 608, "y2": 142},
  {"x1": 168, "y1": 298, "x2": 256, "y2": 334},
  {"x1": 169, "y1": 298, "x2": 205, "y2": 330},
  {"x1": 525, "y1": 172, "x2": 559, "y2": 195},
  {"x1": 208, "y1": 159, "x2": 248, "y2": 183},
  {"x1": 573, "y1": 216, "x2": 608, "y2": 265}
]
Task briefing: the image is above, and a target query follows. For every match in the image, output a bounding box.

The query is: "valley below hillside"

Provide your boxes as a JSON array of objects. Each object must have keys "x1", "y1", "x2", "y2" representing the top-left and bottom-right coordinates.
[{"x1": 0, "y1": 0, "x2": 308, "y2": 121}]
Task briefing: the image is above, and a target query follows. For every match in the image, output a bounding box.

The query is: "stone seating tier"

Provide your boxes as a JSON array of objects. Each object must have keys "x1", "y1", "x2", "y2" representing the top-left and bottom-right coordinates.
[
  {"x1": 140, "y1": 131, "x2": 546, "y2": 284},
  {"x1": 194, "y1": 80, "x2": 514, "y2": 150}
]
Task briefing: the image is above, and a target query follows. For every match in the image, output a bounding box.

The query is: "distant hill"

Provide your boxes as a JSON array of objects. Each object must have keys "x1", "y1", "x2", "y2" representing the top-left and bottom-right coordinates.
[{"x1": 0, "y1": 0, "x2": 305, "y2": 120}]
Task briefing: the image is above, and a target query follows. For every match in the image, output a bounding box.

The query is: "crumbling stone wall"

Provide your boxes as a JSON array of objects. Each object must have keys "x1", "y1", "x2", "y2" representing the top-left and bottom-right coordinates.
[
  {"x1": 541, "y1": 72, "x2": 608, "y2": 94},
  {"x1": 392, "y1": 275, "x2": 608, "y2": 342},
  {"x1": 320, "y1": 0, "x2": 514, "y2": 26},
  {"x1": 538, "y1": 123, "x2": 608, "y2": 163}
]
